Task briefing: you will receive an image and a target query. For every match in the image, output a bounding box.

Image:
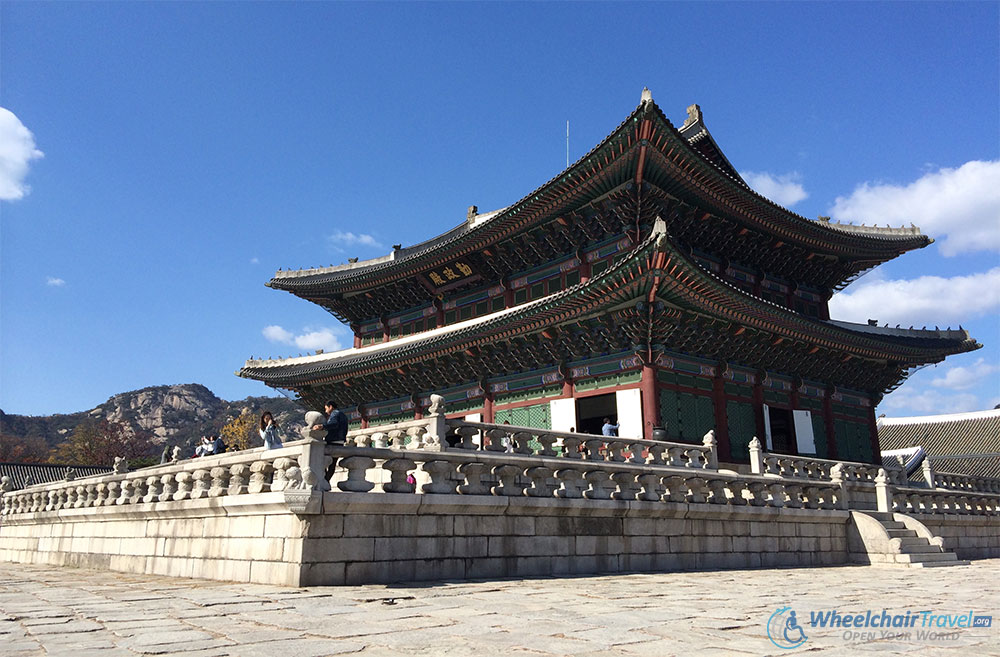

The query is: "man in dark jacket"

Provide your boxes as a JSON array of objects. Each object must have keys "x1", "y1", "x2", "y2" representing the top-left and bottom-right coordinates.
[{"x1": 313, "y1": 401, "x2": 348, "y2": 445}]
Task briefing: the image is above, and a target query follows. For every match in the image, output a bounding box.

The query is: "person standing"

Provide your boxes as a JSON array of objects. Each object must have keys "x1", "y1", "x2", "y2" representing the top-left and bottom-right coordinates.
[
  {"x1": 259, "y1": 411, "x2": 283, "y2": 450},
  {"x1": 602, "y1": 417, "x2": 620, "y2": 437},
  {"x1": 313, "y1": 401, "x2": 348, "y2": 445}
]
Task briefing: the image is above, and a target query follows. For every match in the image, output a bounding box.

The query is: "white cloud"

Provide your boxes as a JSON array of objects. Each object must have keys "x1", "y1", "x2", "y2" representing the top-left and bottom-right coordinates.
[
  {"x1": 0, "y1": 107, "x2": 44, "y2": 201},
  {"x1": 262, "y1": 324, "x2": 344, "y2": 353},
  {"x1": 829, "y1": 267, "x2": 1000, "y2": 327},
  {"x1": 250, "y1": 257, "x2": 259, "y2": 265},
  {"x1": 262, "y1": 325, "x2": 293, "y2": 343},
  {"x1": 829, "y1": 160, "x2": 1000, "y2": 256},
  {"x1": 880, "y1": 387, "x2": 981, "y2": 416},
  {"x1": 739, "y1": 171, "x2": 808, "y2": 207},
  {"x1": 931, "y1": 358, "x2": 1000, "y2": 391},
  {"x1": 329, "y1": 230, "x2": 382, "y2": 251},
  {"x1": 46, "y1": 276, "x2": 65, "y2": 287}
]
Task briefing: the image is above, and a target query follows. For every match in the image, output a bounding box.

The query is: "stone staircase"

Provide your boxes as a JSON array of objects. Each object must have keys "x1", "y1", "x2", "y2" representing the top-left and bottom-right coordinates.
[{"x1": 863, "y1": 512, "x2": 969, "y2": 567}]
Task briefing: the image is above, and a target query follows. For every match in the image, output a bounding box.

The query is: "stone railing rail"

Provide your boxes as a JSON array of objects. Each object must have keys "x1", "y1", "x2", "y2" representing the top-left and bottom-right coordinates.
[
  {"x1": 887, "y1": 484, "x2": 1000, "y2": 516},
  {"x1": 0, "y1": 438, "x2": 330, "y2": 519},
  {"x1": 348, "y1": 419, "x2": 719, "y2": 470},
  {"x1": 748, "y1": 437, "x2": 905, "y2": 485},
  {"x1": 932, "y1": 471, "x2": 1000, "y2": 495},
  {"x1": 324, "y1": 443, "x2": 838, "y2": 509}
]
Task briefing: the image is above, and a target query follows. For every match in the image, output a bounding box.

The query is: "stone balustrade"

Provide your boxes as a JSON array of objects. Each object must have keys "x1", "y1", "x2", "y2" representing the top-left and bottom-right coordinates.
[
  {"x1": 890, "y1": 486, "x2": 1000, "y2": 516},
  {"x1": 747, "y1": 437, "x2": 904, "y2": 485},
  {"x1": 322, "y1": 442, "x2": 838, "y2": 509},
  {"x1": 932, "y1": 471, "x2": 1000, "y2": 494},
  {"x1": 0, "y1": 438, "x2": 330, "y2": 519}
]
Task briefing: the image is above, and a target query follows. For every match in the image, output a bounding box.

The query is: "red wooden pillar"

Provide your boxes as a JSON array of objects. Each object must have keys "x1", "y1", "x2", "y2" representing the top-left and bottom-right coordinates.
[
  {"x1": 640, "y1": 362, "x2": 659, "y2": 440},
  {"x1": 752, "y1": 378, "x2": 766, "y2": 446},
  {"x1": 867, "y1": 397, "x2": 881, "y2": 464},
  {"x1": 360, "y1": 405, "x2": 369, "y2": 429},
  {"x1": 580, "y1": 258, "x2": 592, "y2": 284},
  {"x1": 381, "y1": 318, "x2": 390, "y2": 343},
  {"x1": 823, "y1": 390, "x2": 838, "y2": 459},
  {"x1": 712, "y1": 376, "x2": 731, "y2": 462},
  {"x1": 483, "y1": 388, "x2": 494, "y2": 424}
]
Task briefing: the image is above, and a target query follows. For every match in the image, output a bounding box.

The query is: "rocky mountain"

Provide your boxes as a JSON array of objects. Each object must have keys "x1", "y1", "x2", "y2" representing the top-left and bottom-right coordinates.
[{"x1": 0, "y1": 384, "x2": 308, "y2": 453}]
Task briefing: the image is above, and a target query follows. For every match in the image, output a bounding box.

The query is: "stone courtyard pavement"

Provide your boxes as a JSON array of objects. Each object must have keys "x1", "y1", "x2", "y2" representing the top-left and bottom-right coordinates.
[{"x1": 0, "y1": 561, "x2": 997, "y2": 657}]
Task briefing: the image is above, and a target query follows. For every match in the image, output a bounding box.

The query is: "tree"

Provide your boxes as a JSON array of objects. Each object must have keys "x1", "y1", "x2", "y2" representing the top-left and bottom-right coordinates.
[
  {"x1": 0, "y1": 433, "x2": 51, "y2": 463},
  {"x1": 49, "y1": 419, "x2": 156, "y2": 467},
  {"x1": 220, "y1": 408, "x2": 256, "y2": 452}
]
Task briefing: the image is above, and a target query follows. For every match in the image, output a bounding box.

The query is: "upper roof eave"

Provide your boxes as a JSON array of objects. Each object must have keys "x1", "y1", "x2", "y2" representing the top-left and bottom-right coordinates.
[{"x1": 242, "y1": 222, "x2": 976, "y2": 387}]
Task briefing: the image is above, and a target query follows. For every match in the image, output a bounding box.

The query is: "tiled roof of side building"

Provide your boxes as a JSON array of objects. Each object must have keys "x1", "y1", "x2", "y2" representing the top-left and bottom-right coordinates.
[
  {"x1": 0, "y1": 462, "x2": 113, "y2": 491},
  {"x1": 877, "y1": 409, "x2": 1000, "y2": 479}
]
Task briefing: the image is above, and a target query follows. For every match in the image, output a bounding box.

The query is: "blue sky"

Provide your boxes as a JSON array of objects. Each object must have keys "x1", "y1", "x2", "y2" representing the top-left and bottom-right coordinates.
[{"x1": 1, "y1": 2, "x2": 997, "y2": 418}]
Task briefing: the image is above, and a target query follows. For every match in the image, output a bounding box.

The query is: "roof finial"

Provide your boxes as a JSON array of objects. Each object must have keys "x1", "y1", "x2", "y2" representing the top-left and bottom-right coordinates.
[
  {"x1": 641, "y1": 87, "x2": 653, "y2": 104},
  {"x1": 683, "y1": 104, "x2": 702, "y2": 129}
]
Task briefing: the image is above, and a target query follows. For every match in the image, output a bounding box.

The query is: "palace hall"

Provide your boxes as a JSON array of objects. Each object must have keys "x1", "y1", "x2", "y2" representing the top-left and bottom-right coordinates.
[{"x1": 239, "y1": 90, "x2": 979, "y2": 465}]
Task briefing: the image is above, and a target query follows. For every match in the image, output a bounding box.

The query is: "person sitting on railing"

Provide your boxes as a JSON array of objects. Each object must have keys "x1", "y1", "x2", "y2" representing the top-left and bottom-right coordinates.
[
  {"x1": 602, "y1": 418, "x2": 620, "y2": 437},
  {"x1": 194, "y1": 435, "x2": 215, "y2": 457},
  {"x1": 260, "y1": 411, "x2": 284, "y2": 450}
]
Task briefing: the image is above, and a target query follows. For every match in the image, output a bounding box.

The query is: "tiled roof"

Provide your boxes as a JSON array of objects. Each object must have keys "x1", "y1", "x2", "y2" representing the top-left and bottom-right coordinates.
[
  {"x1": 877, "y1": 409, "x2": 1000, "y2": 478},
  {"x1": 0, "y1": 462, "x2": 113, "y2": 491}
]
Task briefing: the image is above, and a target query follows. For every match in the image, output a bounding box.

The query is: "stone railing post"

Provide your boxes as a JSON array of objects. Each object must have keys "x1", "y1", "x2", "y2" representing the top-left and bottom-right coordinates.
[
  {"x1": 423, "y1": 394, "x2": 448, "y2": 452},
  {"x1": 829, "y1": 463, "x2": 849, "y2": 510},
  {"x1": 702, "y1": 430, "x2": 718, "y2": 470},
  {"x1": 300, "y1": 438, "x2": 333, "y2": 491},
  {"x1": 748, "y1": 436, "x2": 764, "y2": 475},
  {"x1": 921, "y1": 458, "x2": 935, "y2": 489},
  {"x1": 875, "y1": 468, "x2": 893, "y2": 513}
]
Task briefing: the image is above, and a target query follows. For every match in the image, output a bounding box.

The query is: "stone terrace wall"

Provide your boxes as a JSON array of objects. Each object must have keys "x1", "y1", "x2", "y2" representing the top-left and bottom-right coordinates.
[
  {"x1": 914, "y1": 515, "x2": 1000, "y2": 561},
  {"x1": 0, "y1": 494, "x2": 310, "y2": 585},
  {"x1": 298, "y1": 493, "x2": 849, "y2": 586}
]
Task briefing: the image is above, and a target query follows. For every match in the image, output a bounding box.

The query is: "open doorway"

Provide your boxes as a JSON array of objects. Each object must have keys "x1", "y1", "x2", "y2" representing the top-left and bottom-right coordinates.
[
  {"x1": 576, "y1": 393, "x2": 617, "y2": 435},
  {"x1": 767, "y1": 406, "x2": 796, "y2": 454}
]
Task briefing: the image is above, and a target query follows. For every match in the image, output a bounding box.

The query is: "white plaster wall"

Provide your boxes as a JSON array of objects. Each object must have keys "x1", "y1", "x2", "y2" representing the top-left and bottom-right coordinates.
[
  {"x1": 550, "y1": 398, "x2": 577, "y2": 432},
  {"x1": 616, "y1": 389, "x2": 642, "y2": 439}
]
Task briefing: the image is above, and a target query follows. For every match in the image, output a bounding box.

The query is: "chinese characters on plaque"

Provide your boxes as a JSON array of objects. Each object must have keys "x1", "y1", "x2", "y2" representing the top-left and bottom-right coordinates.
[{"x1": 425, "y1": 260, "x2": 475, "y2": 288}]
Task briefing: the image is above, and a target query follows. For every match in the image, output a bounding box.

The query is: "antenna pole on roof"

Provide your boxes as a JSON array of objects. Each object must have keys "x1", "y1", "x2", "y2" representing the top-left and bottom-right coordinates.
[{"x1": 566, "y1": 120, "x2": 569, "y2": 168}]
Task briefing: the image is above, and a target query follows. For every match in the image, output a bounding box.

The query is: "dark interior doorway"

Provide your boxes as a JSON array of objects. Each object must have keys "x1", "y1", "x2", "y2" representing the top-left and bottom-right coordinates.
[
  {"x1": 768, "y1": 406, "x2": 796, "y2": 454},
  {"x1": 576, "y1": 393, "x2": 617, "y2": 435}
]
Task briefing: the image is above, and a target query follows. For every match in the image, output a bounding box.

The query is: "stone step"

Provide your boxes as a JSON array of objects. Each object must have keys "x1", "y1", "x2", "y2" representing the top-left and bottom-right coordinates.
[
  {"x1": 896, "y1": 536, "x2": 931, "y2": 547},
  {"x1": 895, "y1": 552, "x2": 959, "y2": 563},
  {"x1": 886, "y1": 528, "x2": 917, "y2": 538},
  {"x1": 910, "y1": 560, "x2": 971, "y2": 568},
  {"x1": 900, "y1": 543, "x2": 945, "y2": 554},
  {"x1": 880, "y1": 521, "x2": 906, "y2": 529}
]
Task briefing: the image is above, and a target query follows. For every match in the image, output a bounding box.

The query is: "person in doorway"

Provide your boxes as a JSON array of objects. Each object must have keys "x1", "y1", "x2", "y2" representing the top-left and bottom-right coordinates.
[
  {"x1": 602, "y1": 418, "x2": 619, "y2": 437},
  {"x1": 259, "y1": 411, "x2": 283, "y2": 450}
]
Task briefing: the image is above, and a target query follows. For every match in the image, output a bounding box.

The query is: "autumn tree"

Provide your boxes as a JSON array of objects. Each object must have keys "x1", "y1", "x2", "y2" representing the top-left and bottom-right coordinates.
[
  {"x1": 0, "y1": 433, "x2": 51, "y2": 463},
  {"x1": 49, "y1": 419, "x2": 156, "y2": 467},
  {"x1": 220, "y1": 408, "x2": 256, "y2": 452}
]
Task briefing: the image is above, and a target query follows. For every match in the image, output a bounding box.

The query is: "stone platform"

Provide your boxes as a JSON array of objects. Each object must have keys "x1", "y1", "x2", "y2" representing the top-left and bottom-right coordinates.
[{"x1": 1, "y1": 560, "x2": 998, "y2": 656}]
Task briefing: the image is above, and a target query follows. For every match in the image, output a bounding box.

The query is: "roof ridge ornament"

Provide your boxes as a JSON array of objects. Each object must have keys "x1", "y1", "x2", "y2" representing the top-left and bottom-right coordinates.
[
  {"x1": 641, "y1": 87, "x2": 653, "y2": 105},
  {"x1": 683, "y1": 103, "x2": 703, "y2": 129}
]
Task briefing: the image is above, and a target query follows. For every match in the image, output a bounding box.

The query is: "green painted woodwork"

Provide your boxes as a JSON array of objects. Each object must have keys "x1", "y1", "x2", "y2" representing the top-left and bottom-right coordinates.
[
  {"x1": 811, "y1": 412, "x2": 828, "y2": 459},
  {"x1": 574, "y1": 370, "x2": 641, "y2": 392},
  {"x1": 724, "y1": 382, "x2": 753, "y2": 398},
  {"x1": 369, "y1": 411, "x2": 413, "y2": 426},
  {"x1": 658, "y1": 370, "x2": 713, "y2": 391},
  {"x1": 493, "y1": 384, "x2": 562, "y2": 407},
  {"x1": 660, "y1": 388, "x2": 715, "y2": 444},
  {"x1": 494, "y1": 403, "x2": 552, "y2": 431},
  {"x1": 834, "y1": 420, "x2": 873, "y2": 463},
  {"x1": 763, "y1": 389, "x2": 790, "y2": 406},
  {"x1": 726, "y1": 400, "x2": 756, "y2": 460},
  {"x1": 446, "y1": 398, "x2": 486, "y2": 416}
]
